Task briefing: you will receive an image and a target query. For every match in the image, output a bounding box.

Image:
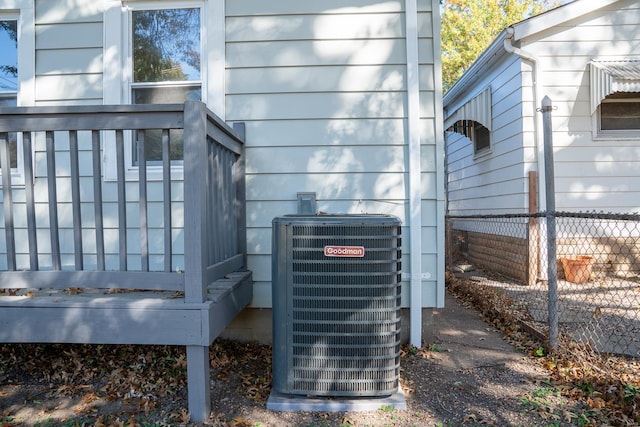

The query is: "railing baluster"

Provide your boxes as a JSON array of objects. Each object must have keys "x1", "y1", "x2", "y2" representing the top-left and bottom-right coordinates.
[
  {"x1": 92, "y1": 130, "x2": 105, "y2": 271},
  {"x1": 0, "y1": 132, "x2": 16, "y2": 271},
  {"x1": 209, "y1": 145, "x2": 221, "y2": 263},
  {"x1": 138, "y1": 131, "x2": 149, "y2": 272},
  {"x1": 23, "y1": 132, "x2": 38, "y2": 270},
  {"x1": 223, "y1": 149, "x2": 233, "y2": 257},
  {"x1": 46, "y1": 131, "x2": 61, "y2": 270},
  {"x1": 69, "y1": 130, "x2": 83, "y2": 270},
  {"x1": 162, "y1": 129, "x2": 172, "y2": 272},
  {"x1": 232, "y1": 122, "x2": 247, "y2": 265},
  {"x1": 0, "y1": 103, "x2": 244, "y2": 292},
  {"x1": 116, "y1": 129, "x2": 127, "y2": 270}
]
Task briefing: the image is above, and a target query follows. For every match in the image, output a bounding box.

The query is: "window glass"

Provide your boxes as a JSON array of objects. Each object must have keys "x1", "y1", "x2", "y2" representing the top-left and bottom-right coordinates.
[
  {"x1": 0, "y1": 19, "x2": 17, "y2": 94},
  {"x1": 131, "y1": 8, "x2": 201, "y2": 164},
  {"x1": 132, "y1": 8, "x2": 200, "y2": 83},
  {"x1": 448, "y1": 120, "x2": 491, "y2": 155},
  {"x1": 473, "y1": 122, "x2": 490, "y2": 152},
  {"x1": 0, "y1": 19, "x2": 18, "y2": 169},
  {"x1": 600, "y1": 93, "x2": 640, "y2": 131}
]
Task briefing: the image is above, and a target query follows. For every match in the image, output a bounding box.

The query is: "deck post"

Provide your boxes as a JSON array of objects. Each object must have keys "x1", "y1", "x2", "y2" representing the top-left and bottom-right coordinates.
[
  {"x1": 187, "y1": 345, "x2": 211, "y2": 422},
  {"x1": 183, "y1": 101, "x2": 209, "y2": 303},
  {"x1": 183, "y1": 101, "x2": 212, "y2": 422}
]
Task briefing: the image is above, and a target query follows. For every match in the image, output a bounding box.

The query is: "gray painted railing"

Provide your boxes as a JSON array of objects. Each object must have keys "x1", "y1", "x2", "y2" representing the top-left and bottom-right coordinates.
[{"x1": 0, "y1": 101, "x2": 246, "y2": 302}]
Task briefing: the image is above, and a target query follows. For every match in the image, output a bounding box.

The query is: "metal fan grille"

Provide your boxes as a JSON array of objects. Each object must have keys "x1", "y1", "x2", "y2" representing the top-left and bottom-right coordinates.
[{"x1": 272, "y1": 216, "x2": 402, "y2": 397}]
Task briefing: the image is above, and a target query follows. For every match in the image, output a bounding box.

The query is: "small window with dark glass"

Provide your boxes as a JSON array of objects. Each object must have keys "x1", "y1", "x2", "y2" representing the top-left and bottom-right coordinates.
[
  {"x1": 131, "y1": 7, "x2": 201, "y2": 164},
  {"x1": 447, "y1": 120, "x2": 491, "y2": 155},
  {"x1": 0, "y1": 18, "x2": 18, "y2": 169},
  {"x1": 599, "y1": 92, "x2": 640, "y2": 131}
]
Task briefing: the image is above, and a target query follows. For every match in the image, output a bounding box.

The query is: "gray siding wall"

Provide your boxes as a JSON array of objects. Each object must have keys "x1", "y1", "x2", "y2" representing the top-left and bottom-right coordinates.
[
  {"x1": 34, "y1": 1, "x2": 103, "y2": 105},
  {"x1": 226, "y1": 0, "x2": 442, "y2": 307}
]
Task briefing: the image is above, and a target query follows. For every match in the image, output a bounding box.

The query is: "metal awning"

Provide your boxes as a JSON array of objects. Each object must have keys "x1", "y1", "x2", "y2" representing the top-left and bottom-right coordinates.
[
  {"x1": 444, "y1": 87, "x2": 492, "y2": 131},
  {"x1": 590, "y1": 60, "x2": 640, "y2": 114}
]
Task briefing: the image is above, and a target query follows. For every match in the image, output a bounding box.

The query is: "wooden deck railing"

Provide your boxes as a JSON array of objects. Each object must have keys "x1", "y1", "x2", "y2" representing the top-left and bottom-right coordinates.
[{"x1": 0, "y1": 101, "x2": 246, "y2": 302}]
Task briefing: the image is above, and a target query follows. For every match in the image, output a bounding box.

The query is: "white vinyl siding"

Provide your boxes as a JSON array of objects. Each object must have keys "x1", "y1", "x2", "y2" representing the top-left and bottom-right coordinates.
[
  {"x1": 522, "y1": 0, "x2": 640, "y2": 212},
  {"x1": 445, "y1": 0, "x2": 640, "y2": 217},
  {"x1": 446, "y1": 57, "x2": 531, "y2": 215}
]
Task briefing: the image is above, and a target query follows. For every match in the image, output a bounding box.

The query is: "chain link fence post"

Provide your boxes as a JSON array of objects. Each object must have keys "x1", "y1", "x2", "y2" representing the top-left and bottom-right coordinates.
[{"x1": 540, "y1": 95, "x2": 559, "y2": 351}]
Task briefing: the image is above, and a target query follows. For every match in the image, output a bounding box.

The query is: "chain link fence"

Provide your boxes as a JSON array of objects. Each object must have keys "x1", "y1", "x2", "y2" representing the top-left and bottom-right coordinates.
[{"x1": 446, "y1": 211, "x2": 640, "y2": 358}]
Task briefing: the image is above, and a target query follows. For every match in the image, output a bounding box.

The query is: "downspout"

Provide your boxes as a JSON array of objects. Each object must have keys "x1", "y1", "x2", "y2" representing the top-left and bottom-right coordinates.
[
  {"x1": 405, "y1": 0, "x2": 423, "y2": 347},
  {"x1": 503, "y1": 27, "x2": 547, "y2": 211}
]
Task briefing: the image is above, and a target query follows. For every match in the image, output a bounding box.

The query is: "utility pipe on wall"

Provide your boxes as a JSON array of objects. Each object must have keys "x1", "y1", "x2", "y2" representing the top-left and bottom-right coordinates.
[
  {"x1": 504, "y1": 29, "x2": 551, "y2": 282},
  {"x1": 405, "y1": 0, "x2": 423, "y2": 347},
  {"x1": 503, "y1": 27, "x2": 547, "y2": 211}
]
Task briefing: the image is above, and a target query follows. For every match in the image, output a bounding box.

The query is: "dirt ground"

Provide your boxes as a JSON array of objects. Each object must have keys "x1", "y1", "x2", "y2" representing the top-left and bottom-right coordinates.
[
  {"x1": 0, "y1": 342, "x2": 566, "y2": 427},
  {"x1": 1, "y1": 278, "x2": 637, "y2": 426}
]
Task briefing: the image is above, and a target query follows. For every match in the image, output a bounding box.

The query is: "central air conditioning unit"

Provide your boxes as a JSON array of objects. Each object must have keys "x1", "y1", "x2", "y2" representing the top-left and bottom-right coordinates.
[{"x1": 271, "y1": 214, "x2": 402, "y2": 398}]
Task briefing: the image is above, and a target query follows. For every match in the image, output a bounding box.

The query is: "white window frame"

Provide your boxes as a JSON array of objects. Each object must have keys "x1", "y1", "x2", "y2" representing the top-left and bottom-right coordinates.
[
  {"x1": 103, "y1": 0, "x2": 224, "y2": 181},
  {"x1": 0, "y1": 1, "x2": 35, "y2": 186},
  {"x1": 593, "y1": 96, "x2": 640, "y2": 140}
]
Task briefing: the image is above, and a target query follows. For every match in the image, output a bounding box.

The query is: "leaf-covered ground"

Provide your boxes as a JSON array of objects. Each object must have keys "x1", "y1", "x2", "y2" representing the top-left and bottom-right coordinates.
[
  {"x1": 1, "y1": 274, "x2": 638, "y2": 426},
  {"x1": 447, "y1": 271, "x2": 640, "y2": 426}
]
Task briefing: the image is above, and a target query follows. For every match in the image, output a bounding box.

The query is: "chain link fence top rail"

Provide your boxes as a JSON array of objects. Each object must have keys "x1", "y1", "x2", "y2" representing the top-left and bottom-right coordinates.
[{"x1": 446, "y1": 211, "x2": 640, "y2": 358}]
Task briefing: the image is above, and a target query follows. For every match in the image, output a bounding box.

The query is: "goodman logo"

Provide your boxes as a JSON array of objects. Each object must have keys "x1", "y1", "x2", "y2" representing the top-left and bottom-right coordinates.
[{"x1": 324, "y1": 245, "x2": 365, "y2": 258}]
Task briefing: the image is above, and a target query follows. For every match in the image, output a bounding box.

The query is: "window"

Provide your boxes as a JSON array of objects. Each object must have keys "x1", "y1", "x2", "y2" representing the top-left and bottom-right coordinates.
[
  {"x1": 590, "y1": 60, "x2": 640, "y2": 138},
  {"x1": 599, "y1": 93, "x2": 640, "y2": 132},
  {"x1": 130, "y1": 6, "x2": 202, "y2": 164},
  {"x1": 448, "y1": 120, "x2": 491, "y2": 154},
  {"x1": 103, "y1": 0, "x2": 223, "y2": 179},
  {"x1": 0, "y1": 17, "x2": 18, "y2": 169}
]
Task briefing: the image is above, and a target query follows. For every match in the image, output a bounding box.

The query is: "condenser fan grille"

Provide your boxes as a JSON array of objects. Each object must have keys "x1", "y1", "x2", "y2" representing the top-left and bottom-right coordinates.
[{"x1": 272, "y1": 215, "x2": 402, "y2": 397}]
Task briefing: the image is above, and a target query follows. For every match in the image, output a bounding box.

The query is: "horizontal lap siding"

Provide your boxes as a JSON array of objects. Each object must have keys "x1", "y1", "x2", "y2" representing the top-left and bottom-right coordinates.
[
  {"x1": 418, "y1": 3, "x2": 444, "y2": 307},
  {"x1": 522, "y1": 0, "x2": 640, "y2": 212},
  {"x1": 34, "y1": 6, "x2": 103, "y2": 104},
  {"x1": 226, "y1": 0, "x2": 417, "y2": 307},
  {"x1": 446, "y1": 56, "x2": 531, "y2": 216}
]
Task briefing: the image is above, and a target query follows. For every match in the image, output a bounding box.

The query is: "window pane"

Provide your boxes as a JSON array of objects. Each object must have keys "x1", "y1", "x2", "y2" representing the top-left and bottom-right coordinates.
[
  {"x1": 132, "y1": 85, "x2": 201, "y2": 163},
  {"x1": 0, "y1": 95, "x2": 16, "y2": 107},
  {"x1": 474, "y1": 123, "x2": 491, "y2": 152},
  {"x1": 601, "y1": 101, "x2": 640, "y2": 130},
  {"x1": 0, "y1": 20, "x2": 17, "y2": 92},
  {"x1": 0, "y1": 19, "x2": 18, "y2": 172},
  {"x1": 132, "y1": 9, "x2": 200, "y2": 83},
  {"x1": 132, "y1": 85, "x2": 201, "y2": 104}
]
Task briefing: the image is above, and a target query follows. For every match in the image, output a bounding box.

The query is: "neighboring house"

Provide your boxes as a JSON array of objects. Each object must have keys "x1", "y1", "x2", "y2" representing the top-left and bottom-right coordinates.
[
  {"x1": 0, "y1": 0, "x2": 444, "y2": 420},
  {"x1": 443, "y1": 0, "x2": 640, "y2": 280}
]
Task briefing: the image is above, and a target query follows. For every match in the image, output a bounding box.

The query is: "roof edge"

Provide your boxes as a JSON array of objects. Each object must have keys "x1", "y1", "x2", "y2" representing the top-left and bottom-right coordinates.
[
  {"x1": 512, "y1": 0, "x2": 621, "y2": 40},
  {"x1": 443, "y1": 29, "x2": 508, "y2": 111},
  {"x1": 443, "y1": 0, "x2": 625, "y2": 110}
]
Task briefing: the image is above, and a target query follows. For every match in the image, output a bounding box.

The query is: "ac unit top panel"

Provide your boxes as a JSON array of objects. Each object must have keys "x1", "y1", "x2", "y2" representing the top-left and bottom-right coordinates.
[{"x1": 273, "y1": 214, "x2": 401, "y2": 228}]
